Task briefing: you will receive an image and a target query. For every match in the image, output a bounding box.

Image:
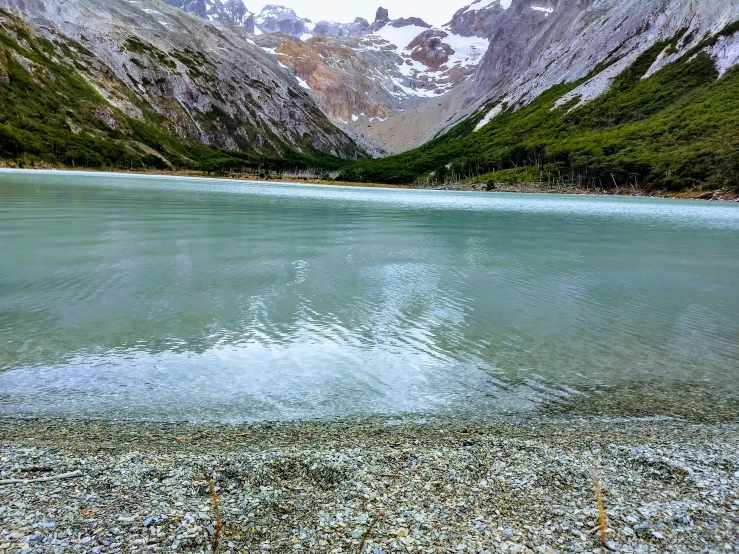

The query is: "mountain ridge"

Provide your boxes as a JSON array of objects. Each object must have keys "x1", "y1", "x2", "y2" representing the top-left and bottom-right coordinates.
[
  {"x1": 164, "y1": 0, "x2": 499, "y2": 153},
  {"x1": 1, "y1": 0, "x2": 739, "y2": 195},
  {"x1": 0, "y1": 0, "x2": 365, "y2": 171}
]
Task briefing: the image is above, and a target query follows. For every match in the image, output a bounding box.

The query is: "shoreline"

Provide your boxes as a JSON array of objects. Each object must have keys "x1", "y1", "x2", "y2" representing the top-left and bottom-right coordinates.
[
  {"x1": 1, "y1": 416, "x2": 737, "y2": 553},
  {"x1": 2, "y1": 166, "x2": 738, "y2": 201}
]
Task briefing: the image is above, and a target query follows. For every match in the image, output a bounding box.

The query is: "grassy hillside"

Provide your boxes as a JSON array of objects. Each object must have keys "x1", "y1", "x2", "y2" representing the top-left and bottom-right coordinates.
[
  {"x1": 0, "y1": 10, "x2": 352, "y2": 173},
  {"x1": 340, "y1": 27, "x2": 739, "y2": 193}
]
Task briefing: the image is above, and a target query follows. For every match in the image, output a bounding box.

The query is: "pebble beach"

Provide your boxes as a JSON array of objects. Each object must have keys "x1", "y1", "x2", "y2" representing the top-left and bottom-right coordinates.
[{"x1": 1, "y1": 417, "x2": 738, "y2": 554}]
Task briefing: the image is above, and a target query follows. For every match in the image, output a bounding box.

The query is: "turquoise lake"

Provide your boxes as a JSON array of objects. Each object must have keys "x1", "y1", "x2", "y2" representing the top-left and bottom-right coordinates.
[{"x1": 1, "y1": 170, "x2": 738, "y2": 422}]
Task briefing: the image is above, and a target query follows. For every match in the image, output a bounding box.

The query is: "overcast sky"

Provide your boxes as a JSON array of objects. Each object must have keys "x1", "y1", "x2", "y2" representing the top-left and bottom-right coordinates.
[{"x1": 251, "y1": 1, "x2": 471, "y2": 26}]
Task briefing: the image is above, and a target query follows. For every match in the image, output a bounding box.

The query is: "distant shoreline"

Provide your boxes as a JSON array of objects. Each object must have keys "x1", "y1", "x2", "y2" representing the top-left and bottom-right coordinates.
[{"x1": 2, "y1": 166, "x2": 738, "y2": 201}]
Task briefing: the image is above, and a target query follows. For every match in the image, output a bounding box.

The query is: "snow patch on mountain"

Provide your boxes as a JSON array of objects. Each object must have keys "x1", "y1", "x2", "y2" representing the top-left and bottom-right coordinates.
[
  {"x1": 531, "y1": 6, "x2": 553, "y2": 16},
  {"x1": 474, "y1": 102, "x2": 503, "y2": 131},
  {"x1": 374, "y1": 24, "x2": 429, "y2": 52},
  {"x1": 361, "y1": 12, "x2": 491, "y2": 98},
  {"x1": 295, "y1": 75, "x2": 311, "y2": 89}
]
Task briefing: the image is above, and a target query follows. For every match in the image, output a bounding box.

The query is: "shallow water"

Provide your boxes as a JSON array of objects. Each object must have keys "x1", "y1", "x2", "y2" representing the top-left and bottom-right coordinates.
[{"x1": 1, "y1": 170, "x2": 738, "y2": 422}]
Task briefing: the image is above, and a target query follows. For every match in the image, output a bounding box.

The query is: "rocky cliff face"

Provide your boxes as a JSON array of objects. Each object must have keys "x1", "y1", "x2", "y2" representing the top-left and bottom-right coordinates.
[
  {"x1": 446, "y1": 0, "x2": 507, "y2": 38},
  {"x1": 253, "y1": 34, "x2": 398, "y2": 126},
  {"x1": 313, "y1": 18, "x2": 369, "y2": 38},
  {"x1": 0, "y1": 0, "x2": 363, "y2": 159},
  {"x1": 254, "y1": 5, "x2": 314, "y2": 37},
  {"x1": 366, "y1": 7, "x2": 391, "y2": 33},
  {"x1": 472, "y1": 0, "x2": 739, "y2": 113}
]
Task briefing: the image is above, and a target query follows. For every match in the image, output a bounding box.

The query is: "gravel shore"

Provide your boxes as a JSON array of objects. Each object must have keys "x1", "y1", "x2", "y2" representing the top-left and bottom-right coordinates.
[{"x1": 1, "y1": 417, "x2": 738, "y2": 554}]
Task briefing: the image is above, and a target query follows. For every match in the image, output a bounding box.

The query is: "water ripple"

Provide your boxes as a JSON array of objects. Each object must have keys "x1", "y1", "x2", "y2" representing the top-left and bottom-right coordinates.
[{"x1": 0, "y1": 170, "x2": 738, "y2": 421}]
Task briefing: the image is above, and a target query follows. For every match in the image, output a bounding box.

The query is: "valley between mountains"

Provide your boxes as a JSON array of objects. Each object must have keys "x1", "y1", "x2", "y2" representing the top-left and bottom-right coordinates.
[{"x1": 1, "y1": 0, "x2": 739, "y2": 195}]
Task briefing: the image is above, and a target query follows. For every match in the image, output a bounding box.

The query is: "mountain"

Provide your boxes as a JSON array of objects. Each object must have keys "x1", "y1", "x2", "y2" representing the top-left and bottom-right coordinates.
[
  {"x1": 446, "y1": 0, "x2": 507, "y2": 38},
  {"x1": 0, "y1": 0, "x2": 364, "y2": 171},
  {"x1": 165, "y1": 2, "x2": 494, "y2": 154},
  {"x1": 341, "y1": 0, "x2": 739, "y2": 157},
  {"x1": 165, "y1": 0, "x2": 366, "y2": 38},
  {"x1": 340, "y1": 0, "x2": 739, "y2": 193},
  {"x1": 1, "y1": 0, "x2": 738, "y2": 194},
  {"x1": 313, "y1": 18, "x2": 370, "y2": 38}
]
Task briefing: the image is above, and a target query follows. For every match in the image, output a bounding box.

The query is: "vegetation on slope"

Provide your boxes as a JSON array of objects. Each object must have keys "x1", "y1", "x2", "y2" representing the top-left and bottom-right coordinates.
[
  {"x1": 0, "y1": 10, "x2": 352, "y2": 173},
  {"x1": 340, "y1": 27, "x2": 739, "y2": 192},
  {"x1": 2, "y1": 8, "x2": 737, "y2": 194}
]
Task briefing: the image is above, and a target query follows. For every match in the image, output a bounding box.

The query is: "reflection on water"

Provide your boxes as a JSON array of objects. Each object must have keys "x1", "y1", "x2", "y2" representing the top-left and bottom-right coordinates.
[{"x1": 0, "y1": 170, "x2": 738, "y2": 421}]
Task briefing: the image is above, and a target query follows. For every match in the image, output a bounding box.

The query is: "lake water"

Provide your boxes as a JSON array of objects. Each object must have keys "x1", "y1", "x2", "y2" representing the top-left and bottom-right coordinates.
[{"x1": 1, "y1": 170, "x2": 738, "y2": 422}]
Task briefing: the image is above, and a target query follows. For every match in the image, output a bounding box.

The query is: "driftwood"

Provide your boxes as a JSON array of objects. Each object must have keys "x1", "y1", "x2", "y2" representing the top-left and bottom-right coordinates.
[
  {"x1": 358, "y1": 516, "x2": 379, "y2": 552},
  {"x1": 202, "y1": 470, "x2": 221, "y2": 554},
  {"x1": 0, "y1": 470, "x2": 85, "y2": 485}
]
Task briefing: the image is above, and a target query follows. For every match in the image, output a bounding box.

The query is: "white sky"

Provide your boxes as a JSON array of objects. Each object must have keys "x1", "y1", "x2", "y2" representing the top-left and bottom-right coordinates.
[{"x1": 250, "y1": 1, "x2": 472, "y2": 26}]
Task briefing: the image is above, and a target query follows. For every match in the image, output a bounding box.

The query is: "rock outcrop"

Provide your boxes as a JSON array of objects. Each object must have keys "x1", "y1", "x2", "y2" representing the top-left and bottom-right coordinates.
[
  {"x1": 163, "y1": 0, "x2": 255, "y2": 31},
  {"x1": 367, "y1": 7, "x2": 390, "y2": 32},
  {"x1": 390, "y1": 18, "x2": 432, "y2": 30},
  {"x1": 446, "y1": 0, "x2": 507, "y2": 38},
  {"x1": 255, "y1": 5, "x2": 314, "y2": 37},
  {"x1": 313, "y1": 18, "x2": 369, "y2": 38},
  {"x1": 407, "y1": 31, "x2": 455, "y2": 72}
]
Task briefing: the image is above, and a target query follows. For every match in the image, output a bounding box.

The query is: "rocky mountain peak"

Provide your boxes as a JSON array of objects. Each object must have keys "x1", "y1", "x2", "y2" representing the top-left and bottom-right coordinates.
[
  {"x1": 163, "y1": 0, "x2": 254, "y2": 30},
  {"x1": 365, "y1": 6, "x2": 391, "y2": 33},
  {"x1": 256, "y1": 4, "x2": 313, "y2": 37},
  {"x1": 445, "y1": 0, "x2": 508, "y2": 38},
  {"x1": 313, "y1": 17, "x2": 369, "y2": 38},
  {"x1": 390, "y1": 17, "x2": 431, "y2": 29},
  {"x1": 374, "y1": 7, "x2": 390, "y2": 24}
]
